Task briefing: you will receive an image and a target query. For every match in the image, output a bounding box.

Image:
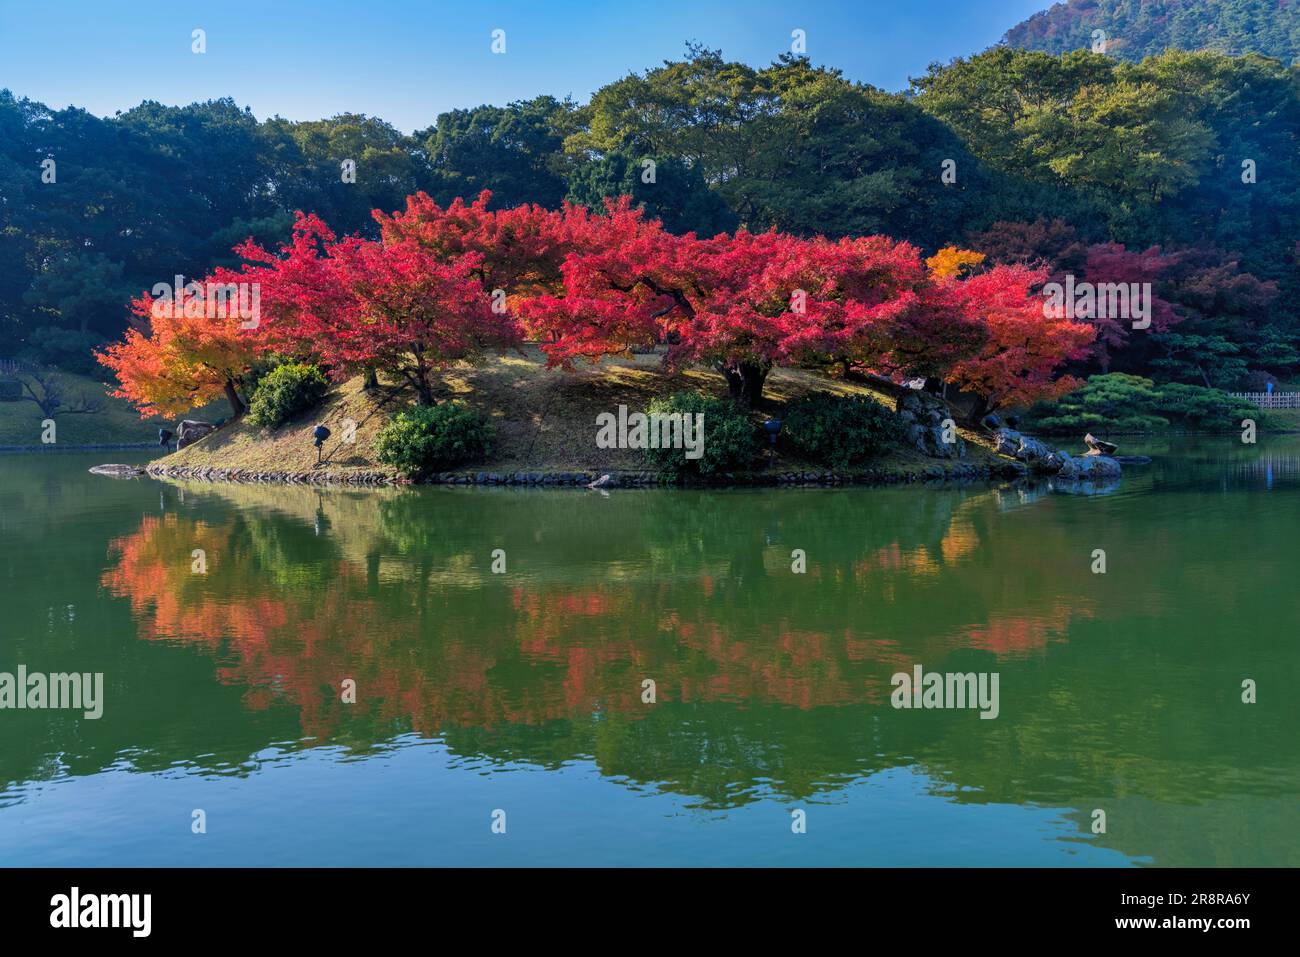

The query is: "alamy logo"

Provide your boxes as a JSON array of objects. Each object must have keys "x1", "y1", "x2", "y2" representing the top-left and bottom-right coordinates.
[
  {"x1": 50, "y1": 887, "x2": 151, "y2": 937},
  {"x1": 890, "y1": 664, "x2": 1000, "y2": 719},
  {"x1": 0, "y1": 666, "x2": 103, "y2": 719},
  {"x1": 1042, "y1": 274, "x2": 1152, "y2": 330},
  {"x1": 595, "y1": 405, "x2": 704, "y2": 460},
  {"x1": 151, "y1": 274, "x2": 261, "y2": 328}
]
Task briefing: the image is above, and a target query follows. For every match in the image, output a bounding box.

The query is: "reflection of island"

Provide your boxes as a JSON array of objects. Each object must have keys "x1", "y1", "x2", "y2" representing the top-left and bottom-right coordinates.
[
  {"x1": 80, "y1": 476, "x2": 1300, "y2": 867},
  {"x1": 101, "y1": 486, "x2": 1101, "y2": 738}
]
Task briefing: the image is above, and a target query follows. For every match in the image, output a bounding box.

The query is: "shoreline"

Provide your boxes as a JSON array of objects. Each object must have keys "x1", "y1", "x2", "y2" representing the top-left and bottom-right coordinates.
[{"x1": 143, "y1": 459, "x2": 1029, "y2": 489}]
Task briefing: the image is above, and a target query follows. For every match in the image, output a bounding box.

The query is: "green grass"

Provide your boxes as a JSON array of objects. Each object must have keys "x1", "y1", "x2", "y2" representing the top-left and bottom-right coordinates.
[
  {"x1": 0, "y1": 370, "x2": 151, "y2": 446},
  {"x1": 0, "y1": 368, "x2": 228, "y2": 446}
]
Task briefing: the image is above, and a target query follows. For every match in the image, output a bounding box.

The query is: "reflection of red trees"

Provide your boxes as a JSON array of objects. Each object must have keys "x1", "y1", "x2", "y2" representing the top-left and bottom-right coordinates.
[
  {"x1": 963, "y1": 599, "x2": 1094, "y2": 657},
  {"x1": 103, "y1": 509, "x2": 1097, "y2": 740}
]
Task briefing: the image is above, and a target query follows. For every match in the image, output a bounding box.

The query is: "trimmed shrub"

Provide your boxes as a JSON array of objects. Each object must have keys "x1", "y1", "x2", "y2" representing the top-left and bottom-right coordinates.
[
  {"x1": 1024, "y1": 373, "x2": 1267, "y2": 433},
  {"x1": 247, "y1": 362, "x2": 330, "y2": 427},
  {"x1": 782, "y1": 393, "x2": 904, "y2": 467},
  {"x1": 642, "y1": 392, "x2": 759, "y2": 479},
  {"x1": 375, "y1": 401, "x2": 495, "y2": 478}
]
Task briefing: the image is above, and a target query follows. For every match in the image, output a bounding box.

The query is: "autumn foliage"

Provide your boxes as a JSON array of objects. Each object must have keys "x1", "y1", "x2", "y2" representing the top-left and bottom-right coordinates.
[
  {"x1": 100, "y1": 191, "x2": 1096, "y2": 419},
  {"x1": 98, "y1": 276, "x2": 268, "y2": 419}
]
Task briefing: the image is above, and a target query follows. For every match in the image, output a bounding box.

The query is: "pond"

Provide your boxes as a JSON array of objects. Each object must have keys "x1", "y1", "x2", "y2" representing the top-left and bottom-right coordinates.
[{"x1": 0, "y1": 440, "x2": 1296, "y2": 866}]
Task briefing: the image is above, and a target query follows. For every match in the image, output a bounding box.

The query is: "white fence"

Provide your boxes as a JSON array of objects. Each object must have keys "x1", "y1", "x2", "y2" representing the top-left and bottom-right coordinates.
[{"x1": 1229, "y1": 392, "x2": 1300, "y2": 409}]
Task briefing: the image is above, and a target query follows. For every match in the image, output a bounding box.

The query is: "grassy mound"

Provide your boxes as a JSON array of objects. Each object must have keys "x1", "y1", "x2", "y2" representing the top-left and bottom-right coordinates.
[{"x1": 153, "y1": 346, "x2": 1004, "y2": 478}]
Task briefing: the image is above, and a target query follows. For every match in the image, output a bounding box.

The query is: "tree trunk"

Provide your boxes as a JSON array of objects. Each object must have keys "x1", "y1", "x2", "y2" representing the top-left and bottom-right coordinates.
[
  {"x1": 410, "y1": 352, "x2": 436, "y2": 405},
  {"x1": 965, "y1": 394, "x2": 994, "y2": 426},
  {"x1": 716, "y1": 360, "x2": 770, "y2": 410},
  {"x1": 363, "y1": 366, "x2": 379, "y2": 391},
  {"x1": 223, "y1": 378, "x2": 246, "y2": 419}
]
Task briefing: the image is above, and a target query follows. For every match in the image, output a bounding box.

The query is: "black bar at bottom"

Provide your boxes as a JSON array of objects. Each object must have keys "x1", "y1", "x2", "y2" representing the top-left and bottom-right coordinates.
[{"x1": 0, "y1": 866, "x2": 1281, "y2": 941}]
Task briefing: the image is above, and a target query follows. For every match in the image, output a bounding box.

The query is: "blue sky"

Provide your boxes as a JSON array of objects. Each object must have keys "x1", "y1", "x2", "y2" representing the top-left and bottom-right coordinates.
[{"x1": 0, "y1": 0, "x2": 1048, "y2": 132}]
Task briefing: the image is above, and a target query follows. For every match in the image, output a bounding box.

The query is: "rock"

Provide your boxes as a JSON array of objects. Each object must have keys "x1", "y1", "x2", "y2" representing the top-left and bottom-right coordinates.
[
  {"x1": 1057, "y1": 454, "x2": 1122, "y2": 481},
  {"x1": 906, "y1": 420, "x2": 965, "y2": 459},
  {"x1": 88, "y1": 464, "x2": 145, "y2": 478},
  {"x1": 587, "y1": 473, "x2": 618, "y2": 489},
  {"x1": 993, "y1": 427, "x2": 1023, "y2": 457},
  {"x1": 1084, "y1": 433, "x2": 1120, "y2": 456},
  {"x1": 176, "y1": 419, "x2": 217, "y2": 449},
  {"x1": 981, "y1": 413, "x2": 1002, "y2": 430},
  {"x1": 993, "y1": 427, "x2": 1067, "y2": 472},
  {"x1": 1016, "y1": 435, "x2": 1069, "y2": 473}
]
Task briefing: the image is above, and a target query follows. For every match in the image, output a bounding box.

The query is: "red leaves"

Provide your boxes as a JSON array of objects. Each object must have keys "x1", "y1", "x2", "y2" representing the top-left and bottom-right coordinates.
[
  {"x1": 103, "y1": 190, "x2": 1092, "y2": 416},
  {"x1": 947, "y1": 263, "x2": 1096, "y2": 410}
]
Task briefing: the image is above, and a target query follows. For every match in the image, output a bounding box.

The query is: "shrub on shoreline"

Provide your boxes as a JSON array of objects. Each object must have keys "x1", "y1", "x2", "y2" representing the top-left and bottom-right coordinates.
[
  {"x1": 782, "y1": 394, "x2": 904, "y2": 467},
  {"x1": 643, "y1": 392, "x2": 759, "y2": 479},
  {"x1": 376, "y1": 401, "x2": 495, "y2": 479}
]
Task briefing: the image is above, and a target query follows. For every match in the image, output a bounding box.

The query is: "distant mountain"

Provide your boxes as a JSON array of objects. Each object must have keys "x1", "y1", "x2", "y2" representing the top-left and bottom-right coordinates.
[{"x1": 1002, "y1": 0, "x2": 1300, "y2": 63}]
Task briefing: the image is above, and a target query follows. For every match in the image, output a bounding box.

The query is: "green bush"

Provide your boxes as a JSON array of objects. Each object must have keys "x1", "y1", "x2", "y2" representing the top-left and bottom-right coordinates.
[
  {"x1": 1024, "y1": 373, "x2": 1267, "y2": 433},
  {"x1": 247, "y1": 362, "x2": 330, "y2": 428},
  {"x1": 642, "y1": 392, "x2": 759, "y2": 479},
  {"x1": 375, "y1": 401, "x2": 495, "y2": 479},
  {"x1": 782, "y1": 393, "x2": 904, "y2": 467}
]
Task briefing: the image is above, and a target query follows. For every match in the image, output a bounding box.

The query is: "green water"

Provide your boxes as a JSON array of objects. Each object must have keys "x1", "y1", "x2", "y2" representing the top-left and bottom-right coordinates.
[{"x1": 0, "y1": 440, "x2": 1296, "y2": 866}]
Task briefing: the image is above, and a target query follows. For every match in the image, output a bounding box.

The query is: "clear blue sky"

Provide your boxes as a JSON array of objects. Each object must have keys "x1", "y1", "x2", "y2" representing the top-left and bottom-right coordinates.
[{"x1": 0, "y1": 0, "x2": 1048, "y2": 132}]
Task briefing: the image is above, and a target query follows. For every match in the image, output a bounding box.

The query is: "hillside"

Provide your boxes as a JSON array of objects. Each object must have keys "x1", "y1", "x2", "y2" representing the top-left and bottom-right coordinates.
[
  {"x1": 1002, "y1": 0, "x2": 1300, "y2": 62},
  {"x1": 152, "y1": 346, "x2": 1004, "y2": 483}
]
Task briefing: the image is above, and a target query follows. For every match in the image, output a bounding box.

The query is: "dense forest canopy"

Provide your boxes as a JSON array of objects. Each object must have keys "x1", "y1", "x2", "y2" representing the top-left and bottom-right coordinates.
[
  {"x1": 1003, "y1": 0, "x2": 1300, "y2": 63},
  {"x1": 2, "y1": 37, "x2": 1299, "y2": 391}
]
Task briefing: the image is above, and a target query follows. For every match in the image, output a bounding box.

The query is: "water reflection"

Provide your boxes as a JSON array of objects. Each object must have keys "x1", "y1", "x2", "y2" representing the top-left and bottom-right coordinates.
[{"x1": 0, "y1": 440, "x2": 1297, "y2": 865}]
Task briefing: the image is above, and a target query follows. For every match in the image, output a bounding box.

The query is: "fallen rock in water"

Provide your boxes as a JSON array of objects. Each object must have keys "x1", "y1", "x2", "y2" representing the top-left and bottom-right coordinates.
[
  {"x1": 1084, "y1": 433, "x2": 1120, "y2": 456},
  {"x1": 587, "y1": 473, "x2": 618, "y2": 489},
  {"x1": 89, "y1": 463, "x2": 146, "y2": 479},
  {"x1": 176, "y1": 420, "x2": 217, "y2": 449},
  {"x1": 990, "y1": 427, "x2": 1072, "y2": 472},
  {"x1": 1015, "y1": 434, "x2": 1070, "y2": 473},
  {"x1": 1057, "y1": 454, "x2": 1122, "y2": 481}
]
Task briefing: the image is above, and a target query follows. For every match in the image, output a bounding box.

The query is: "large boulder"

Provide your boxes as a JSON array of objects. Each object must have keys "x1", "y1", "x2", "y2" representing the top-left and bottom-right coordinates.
[
  {"x1": 993, "y1": 427, "x2": 1023, "y2": 457},
  {"x1": 898, "y1": 391, "x2": 965, "y2": 459},
  {"x1": 1016, "y1": 435, "x2": 1070, "y2": 473},
  {"x1": 993, "y1": 428, "x2": 1067, "y2": 472},
  {"x1": 176, "y1": 420, "x2": 217, "y2": 449},
  {"x1": 1057, "y1": 454, "x2": 1122, "y2": 481},
  {"x1": 904, "y1": 422, "x2": 965, "y2": 459}
]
